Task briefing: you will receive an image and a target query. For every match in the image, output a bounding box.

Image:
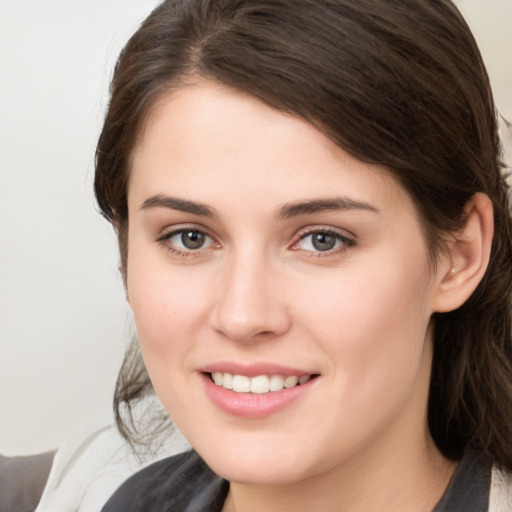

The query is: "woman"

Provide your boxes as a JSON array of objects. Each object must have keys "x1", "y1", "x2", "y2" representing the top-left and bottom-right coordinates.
[{"x1": 95, "y1": 0, "x2": 512, "y2": 510}]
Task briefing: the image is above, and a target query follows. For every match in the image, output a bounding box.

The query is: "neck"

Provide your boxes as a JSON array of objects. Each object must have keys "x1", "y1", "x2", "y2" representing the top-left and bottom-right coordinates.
[{"x1": 223, "y1": 428, "x2": 456, "y2": 512}]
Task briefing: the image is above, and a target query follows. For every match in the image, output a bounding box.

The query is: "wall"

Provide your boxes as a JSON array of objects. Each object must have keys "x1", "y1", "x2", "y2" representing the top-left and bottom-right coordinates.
[{"x1": 0, "y1": 0, "x2": 160, "y2": 455}]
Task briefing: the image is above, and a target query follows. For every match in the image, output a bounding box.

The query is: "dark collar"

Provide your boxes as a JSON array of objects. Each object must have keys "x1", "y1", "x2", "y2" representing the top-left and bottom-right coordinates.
[{"x1": 433, "y1": 449, "x2": 491, "y2": 512}]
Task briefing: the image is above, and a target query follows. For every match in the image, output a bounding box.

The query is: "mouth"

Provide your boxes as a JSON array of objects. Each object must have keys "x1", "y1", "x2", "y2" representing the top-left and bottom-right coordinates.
[
  {"x1": 207, "y1": 372, "x2": 318, "y2": 394},
  {"x1": 200, "y1": 363, "x2": 320, "y2": 417}
]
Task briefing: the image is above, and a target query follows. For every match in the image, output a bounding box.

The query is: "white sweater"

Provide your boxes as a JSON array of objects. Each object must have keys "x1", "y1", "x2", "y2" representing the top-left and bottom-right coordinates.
[{"x1": 490, "y1": 466, "x2": 512, "y2": 511}]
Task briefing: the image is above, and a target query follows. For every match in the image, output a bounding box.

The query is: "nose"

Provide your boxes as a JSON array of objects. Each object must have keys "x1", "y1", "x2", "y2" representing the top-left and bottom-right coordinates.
[{"x1": 209, "y1": 251, "x2": 291, "y2": 344}]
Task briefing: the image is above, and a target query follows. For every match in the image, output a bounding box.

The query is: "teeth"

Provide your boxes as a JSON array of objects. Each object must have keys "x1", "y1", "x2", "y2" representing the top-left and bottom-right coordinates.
[
  {"x1": 269, "y1": 375, "x2": 284, "y2": 392},
  {"x1": 222, "y1": 372, "x2": 234, "y2": 390},
  {"x1": 298, "y1": 375, "x2": 311, "y2": 385},
  {"x1": 284, "y1": 376, "x2": 299, "y2": 388},
  {"x1": 232, "y1": 375, "x2": 251, "y2": 392},
  {"x1": 250, "y1": 375, "x2": 270, "y2": 394},
  {"x1": 211, "y1": 372, "x2": 313, "y2": 394}
]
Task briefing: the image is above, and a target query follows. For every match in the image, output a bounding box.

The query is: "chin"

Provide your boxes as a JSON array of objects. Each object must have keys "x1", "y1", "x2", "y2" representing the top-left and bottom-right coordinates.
[
  {"x1": 210, "y1": 461, "x2": 309, "y2": 486},
  {"x1": 197, "y1": 443, "x2": 321, "y2": 486}
]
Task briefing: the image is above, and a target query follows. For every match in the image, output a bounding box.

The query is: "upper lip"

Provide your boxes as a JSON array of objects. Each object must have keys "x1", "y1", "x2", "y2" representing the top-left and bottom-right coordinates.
[{"x1": 200, "y1": 361, "x2": 318, "y2": 377}]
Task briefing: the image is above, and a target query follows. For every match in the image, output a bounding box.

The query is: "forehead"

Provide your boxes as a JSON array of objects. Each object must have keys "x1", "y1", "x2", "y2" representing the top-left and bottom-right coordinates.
[{"x1": 129, "y1": 81, "x2": 414, "y2": 218}]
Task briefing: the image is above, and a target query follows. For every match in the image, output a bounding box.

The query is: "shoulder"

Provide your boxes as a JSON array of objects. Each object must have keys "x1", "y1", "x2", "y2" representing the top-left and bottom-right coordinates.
[
  {"x1": 489, "y1": 465, "x2": 512, "y2": 512},
  {"x1": 101, "y1": 450, "x2": 228, "y2": 512}
]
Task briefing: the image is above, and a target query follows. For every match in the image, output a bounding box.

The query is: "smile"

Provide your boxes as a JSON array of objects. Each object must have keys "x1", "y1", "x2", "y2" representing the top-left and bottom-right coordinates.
[
  {"x1": 203, "y1": 370, "x2": 319, "y2": 418},
  {"x1": 210, "y1": 372, "x2": 312, "y2": 394}
]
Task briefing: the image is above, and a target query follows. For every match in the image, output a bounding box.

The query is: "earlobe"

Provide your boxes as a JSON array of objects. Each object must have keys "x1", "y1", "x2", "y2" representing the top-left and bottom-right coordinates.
[{"x1": 433, "y1": 193, "x2": 494, "y2": 313}]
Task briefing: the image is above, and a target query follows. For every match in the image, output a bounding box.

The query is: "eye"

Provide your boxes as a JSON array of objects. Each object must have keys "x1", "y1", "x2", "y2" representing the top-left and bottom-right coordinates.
[
  {"x1": 175, "y1": 230, "x2": 208, "y2": 250},
  {"x1": 292, "y1": 229, "x2": 354, "y2": 253},
  {"x1": 158, "y1": 228, "x2": 217, "y2": 254}
]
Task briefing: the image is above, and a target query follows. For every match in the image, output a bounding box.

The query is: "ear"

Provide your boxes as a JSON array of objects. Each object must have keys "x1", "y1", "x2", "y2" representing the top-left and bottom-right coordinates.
[{"x1": 433, "y1": 193, "x2": 494, "y2": 313}]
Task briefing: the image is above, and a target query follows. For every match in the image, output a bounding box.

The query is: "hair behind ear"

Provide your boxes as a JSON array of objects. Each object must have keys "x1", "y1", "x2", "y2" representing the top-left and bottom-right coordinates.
[{"x1": 429, "y1": 186, "x2": 512, "y2": 468}]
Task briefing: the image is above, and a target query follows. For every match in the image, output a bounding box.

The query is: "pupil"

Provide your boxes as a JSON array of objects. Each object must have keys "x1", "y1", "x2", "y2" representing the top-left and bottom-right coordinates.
[
  {"x1": 312, "y1": 233, "x2": 336, "y2": 251},
  {"x1": 181, "y1": 231, "x2": 205, "y2": 249}
]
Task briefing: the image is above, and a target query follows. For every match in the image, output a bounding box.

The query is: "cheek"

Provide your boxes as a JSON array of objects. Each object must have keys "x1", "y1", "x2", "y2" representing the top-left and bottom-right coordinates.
[
  {"x1": 295, "y1": 251, "x2": 433, "y2": 402},
  {"x1": 126, "y1": 245, "x2": 213, "y2": 360},
  {"x1": 130, "y1": 282, "x2": 205, "y2": 342},
  {"x1": 126, "y1": 262, "x2": 212, "y2": 416}
]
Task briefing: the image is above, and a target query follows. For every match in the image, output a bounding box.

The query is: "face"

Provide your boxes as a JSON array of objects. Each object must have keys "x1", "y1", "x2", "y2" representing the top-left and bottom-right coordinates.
[{"x1": 127, "y1": 81, "x2": 447, "y2": 485}]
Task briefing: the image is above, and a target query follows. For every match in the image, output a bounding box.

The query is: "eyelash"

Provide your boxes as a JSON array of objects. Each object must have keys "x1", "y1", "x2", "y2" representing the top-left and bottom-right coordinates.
[
  {"x1": 156, "y1": 226, "x2": 217, "y2": 258},
  {"x1": 156, "y1": 226, "x2": 356, "y2": 258},
  {"x1": 291, "y1": 228, "x2": 355, "y2": 257}
]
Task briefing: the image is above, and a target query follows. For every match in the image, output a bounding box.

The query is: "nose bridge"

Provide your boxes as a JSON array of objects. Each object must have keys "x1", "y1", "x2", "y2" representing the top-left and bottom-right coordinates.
[{"x1": 210, "y1": 244, "x2": 289, "y2": 342}]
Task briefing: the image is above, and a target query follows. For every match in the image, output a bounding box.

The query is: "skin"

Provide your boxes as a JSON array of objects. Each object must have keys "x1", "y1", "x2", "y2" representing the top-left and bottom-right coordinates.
[{"x1": 126, "y1": 81, "x2": 462, "y2": 511}]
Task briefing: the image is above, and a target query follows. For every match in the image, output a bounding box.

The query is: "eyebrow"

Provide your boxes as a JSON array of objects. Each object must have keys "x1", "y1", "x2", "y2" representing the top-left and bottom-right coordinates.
[
  {"x1": 140, "y1": 194, "x2": 378, "y2": 220},
  {"x1": 140, "y1": 195, "x2": 218, "y2": 218},
  {"x1": 277, "y1": 197, "x2": 379, "y2": 220}
]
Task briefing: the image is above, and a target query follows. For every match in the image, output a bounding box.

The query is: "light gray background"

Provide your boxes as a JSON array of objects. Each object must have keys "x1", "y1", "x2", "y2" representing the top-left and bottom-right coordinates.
[{"x1": 0, "y1": 0, "x2": 511, "y2": 455}]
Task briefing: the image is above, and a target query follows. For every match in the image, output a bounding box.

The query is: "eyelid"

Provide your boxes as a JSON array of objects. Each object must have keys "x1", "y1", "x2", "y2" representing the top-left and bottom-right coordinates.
[
  {"x1": 155, "y1": 223, "x2": 355, "y2": 257},
  {"x1": 289, "y1": 226, "x2": 356, "y2": 253},
  {"x1": 156, "y1": 224, "x2": 220, "y2": 255},
  {"x1": 157, "y1": 223, "x2": 209, "y2": 240}
]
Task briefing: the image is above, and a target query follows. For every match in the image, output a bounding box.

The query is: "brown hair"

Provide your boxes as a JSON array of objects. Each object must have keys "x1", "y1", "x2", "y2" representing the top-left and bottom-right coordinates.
[{"x1": 95, "y1": 0, "x2": 512, "y2": 467}]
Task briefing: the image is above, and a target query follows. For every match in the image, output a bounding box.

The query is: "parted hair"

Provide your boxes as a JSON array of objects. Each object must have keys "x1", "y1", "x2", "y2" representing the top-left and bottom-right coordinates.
[{"x1": 95, "y1": 0, "x2": 512, "y2": 467}]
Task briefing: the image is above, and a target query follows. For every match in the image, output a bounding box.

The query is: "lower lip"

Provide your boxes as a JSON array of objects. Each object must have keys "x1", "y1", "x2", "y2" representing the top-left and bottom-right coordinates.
[{"x1": 201, "y1": 373, "x2": 317, "y2": 418}]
